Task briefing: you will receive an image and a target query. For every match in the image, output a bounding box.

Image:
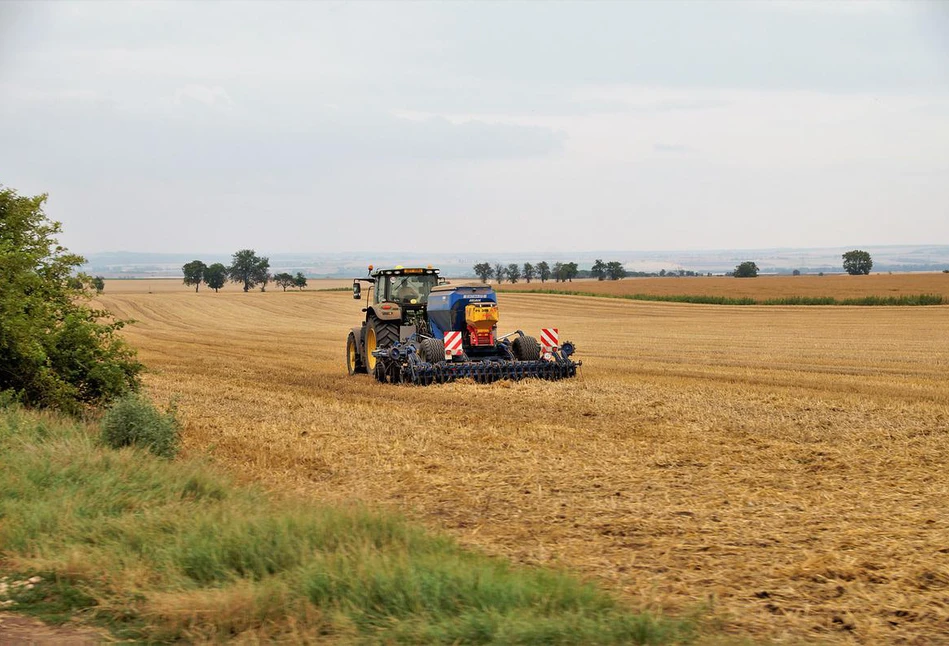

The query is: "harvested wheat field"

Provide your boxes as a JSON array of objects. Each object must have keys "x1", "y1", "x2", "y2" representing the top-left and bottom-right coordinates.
[
  {"x1": 499, "y1": 272, "x2": 949, "y2": 301},
  {"x1": 95, "y1": 281, "x2": 949, "y2": 644}
]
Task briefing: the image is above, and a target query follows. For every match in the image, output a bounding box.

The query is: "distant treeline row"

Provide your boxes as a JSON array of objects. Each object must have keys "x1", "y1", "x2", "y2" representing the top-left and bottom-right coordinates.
[
  {"x1": 510, "y1": 290, "x2": 945, "y2": 306},
  {"x1": 470, "y1": 260, "x2": 709, "y2": 284}
]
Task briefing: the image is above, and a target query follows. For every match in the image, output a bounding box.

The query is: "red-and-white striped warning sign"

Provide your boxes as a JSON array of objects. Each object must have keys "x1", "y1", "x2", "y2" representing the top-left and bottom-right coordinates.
[
  {"x1": 443, "y1": 331, "x2": 463, "y2": 359},
  {"x1": 540, "y1": 328, "x2": 559, "y2": 351}
]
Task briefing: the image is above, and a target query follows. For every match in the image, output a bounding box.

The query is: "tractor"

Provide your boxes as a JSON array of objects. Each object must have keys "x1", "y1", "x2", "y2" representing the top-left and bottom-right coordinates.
[{"x1": 345, "y1": 265, "x2": 580, "y2": 384}]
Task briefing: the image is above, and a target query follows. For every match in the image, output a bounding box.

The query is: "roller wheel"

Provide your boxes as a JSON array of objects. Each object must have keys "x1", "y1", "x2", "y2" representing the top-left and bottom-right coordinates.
[
  {"x1": 346, "y1": 332, "x2": 366, "y2": 375},
  {"x1": 420, "y1": 337, "x2": 445, "y2": 363},
  {"x1": 364, "y1": 315, "x2": 400, "y2": 376},
  {"x1": 512, "y1": 335, "x2": 541, "y2": 361}
]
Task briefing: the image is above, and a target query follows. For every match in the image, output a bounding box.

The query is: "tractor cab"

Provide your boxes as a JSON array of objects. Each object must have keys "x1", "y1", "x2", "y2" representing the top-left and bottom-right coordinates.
[{"x1": 353, "y1": 266, "x2": 440, "y2": 310}]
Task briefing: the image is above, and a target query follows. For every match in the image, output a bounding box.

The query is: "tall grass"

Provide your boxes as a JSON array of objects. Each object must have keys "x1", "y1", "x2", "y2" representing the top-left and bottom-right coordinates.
[
  {"x1": 508, "y1": 288, "x2": 944, "y2": 306},
  {"x1": 0, "y1": 404, "x2": 695, "y2": 644}
]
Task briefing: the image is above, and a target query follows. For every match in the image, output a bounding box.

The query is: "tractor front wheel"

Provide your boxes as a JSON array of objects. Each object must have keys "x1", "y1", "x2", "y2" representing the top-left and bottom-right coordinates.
[{"x1": 346, "y1": 332, "x2": 366, "y2": 375}]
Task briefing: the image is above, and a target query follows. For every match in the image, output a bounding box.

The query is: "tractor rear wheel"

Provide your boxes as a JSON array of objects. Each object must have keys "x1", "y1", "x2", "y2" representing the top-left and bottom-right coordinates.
[
  {"x1": 512, "y1": 335, "x2": 541, "y2": 361},
  {"x1": 346, "y1": 332, "x2": 366, "y2": 375},
  {"x1": 365, "y1": 315, "x2": 399, "y2": 376},
  {"x1": 420, "y1": 337, "x2": 445, "y2": 363}
]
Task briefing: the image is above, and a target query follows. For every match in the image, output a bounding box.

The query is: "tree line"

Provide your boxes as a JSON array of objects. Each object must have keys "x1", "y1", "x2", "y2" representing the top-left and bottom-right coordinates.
[
  {"x1": 472, "y1": 259, "x2": 632, "y2": 284},
  {"x1": 182, "y1": 249, "x2": 307, "y2": 292}
]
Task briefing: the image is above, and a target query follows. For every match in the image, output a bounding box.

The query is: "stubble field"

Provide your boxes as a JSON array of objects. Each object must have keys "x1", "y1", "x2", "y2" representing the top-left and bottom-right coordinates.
[{"x1": 97, "y1": 278, "x2": 949, "y2": 644}]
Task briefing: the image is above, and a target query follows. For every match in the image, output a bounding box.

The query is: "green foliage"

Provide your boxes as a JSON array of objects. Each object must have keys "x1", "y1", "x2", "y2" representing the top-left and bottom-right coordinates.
[
  {"x1": 733, "y1": 261, "x2": 759, "y2": 278},
  {"x1": 228, "y1": 249, "x2": 270, "y2": 292},
  {"x1": 92, "y1": 276, "x2": 105, "y2": 293},
  {"x1": 792, "y1": 269, "x2": 801, "y2": 276},
  {"x1": 506, "y1": 262, "x2": 521, "y2": 283},
  {"x1": 522, "y1": 262, "x2": 535, "y2": 283},
  {"x1": 203, "y1": 262, "x2": 227, "y2": 292},
  {"x1": 473, "y1": 262, "x2": 494, "y2": 283},
  {"x1": 293, "y1": 271, "x2": 307, "y2": 289},
  {"x1": 842, "y1": 249, "x2": 872, "y2": 275},
  {"x1": 0, "y1": 186, "x2": 142, "y2": 414},
  {"x1": 591, "y1": 259, "x2": 607, "y2": 280},
  {"x1": 100, "y1": 394, "x2": 181, "y2": 458},
  {"x1": 494, "y1": 262, "x2": 506, "y2": 284},
  {"x1": 0, "y1": 406, "x2": 696, "y2": 643},
  {"x1": 273, "y1": 272, "x2": 295, "y2": 291},
  {"x1": 181, "y1": 259, "x2": 206, "y2": 292},
  {"x1": 536, "y1": 261, "x2": 551, "y2": 283},
  {"x1": 606, "y1": 261, "x2": 627, "y2": 280}
]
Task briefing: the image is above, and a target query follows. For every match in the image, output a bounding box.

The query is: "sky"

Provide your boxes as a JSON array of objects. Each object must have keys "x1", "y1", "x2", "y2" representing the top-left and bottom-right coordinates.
[{"x1": 1, "y1": 0, "x2": 948, "y2": 255}]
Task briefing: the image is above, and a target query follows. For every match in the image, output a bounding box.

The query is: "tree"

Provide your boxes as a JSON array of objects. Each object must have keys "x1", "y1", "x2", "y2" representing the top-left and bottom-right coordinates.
[
  {"x1": 228, "y1": 249, "x2": 270, "y2": 292},
  {"x1": 293, "y1": 272, "x2": 307, "y2": 290},
  {"x1": 92, "y1": 275, "x2": 105, "y2": 293},
  {"x1": 792, "y1": 269, "x2": 801, "y2": 276},
  {"x1": 591, "y1": 259, "x2": 607, "y2": 281},
  {"x1": 537, "y1": 261, "x2": 551, "y2": 283},
  {"x1": 733, "y1": 261, "x2": 759, "y2": 278},
  {"x1": 842, "y1": 250, "x2": 872, "y2": 275},
  {"x1": 553, "y1": 262, "x2": 564, "y2": 282},
  {"x1": 274, "y1": 272, "x2": 295, "y2": 291},
  {"x1": 506, "y1": 263, "x2": 521, "y2": 284},
  {"x1": 563, "y1": 262, "x2": 578, "y2": 282},
  {"x1": 473, "y1": 262, "x2": 494, "y2": 283},
  {"x1": 0, "y1": 185, "x2": 142, "y2": 413},
  {"x1": 522, "y1": 262, "x2": 535, "y2": 283},
  {"x1": 606, "y1": 261, "x2": 627, "y2": 280},
  {"x1": 494, "y1": 263, "x2": 506, "y2": 284},
  {"x1": 204, "y1": 263, "x2": 227, "y2": 292},
  {"x1": 182, "y1": 260, "x2": 206, "y2": 292},
  {"x1": 258, "y1": 271, "x2": 271, "y2": 292}
]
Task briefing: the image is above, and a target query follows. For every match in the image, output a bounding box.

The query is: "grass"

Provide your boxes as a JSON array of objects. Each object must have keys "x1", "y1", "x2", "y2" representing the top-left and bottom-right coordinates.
[
  {"x1": 500, "y1": 288, "x2": 945, "y2": 306},
  {"x1": 0, "y1": 404, "x2": 694, "y2": 644}
]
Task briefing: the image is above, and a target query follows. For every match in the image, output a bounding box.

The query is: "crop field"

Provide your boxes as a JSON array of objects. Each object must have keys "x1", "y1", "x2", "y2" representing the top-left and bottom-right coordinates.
[
  {"x1": 96, "y1": 279, "x2": 949, "y2": 643},
  {"x1": 500, "y1": 272, "x2": 949, "y2": 301}
]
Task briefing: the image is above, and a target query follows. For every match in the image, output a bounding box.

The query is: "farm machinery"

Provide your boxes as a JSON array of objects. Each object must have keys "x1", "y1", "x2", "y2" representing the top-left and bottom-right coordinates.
[{"x1": 345, "y1": 265, "x2": 580, "y2": 384}]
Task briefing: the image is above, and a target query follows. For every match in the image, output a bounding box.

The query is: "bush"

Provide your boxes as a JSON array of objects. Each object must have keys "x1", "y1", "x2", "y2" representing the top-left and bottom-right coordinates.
[
  {"x1": 0, "y1": 186, "x2": 142, "y2": 413},
  {"x1": 101, "y1": 394, "x2": 181, "y2": 458}
]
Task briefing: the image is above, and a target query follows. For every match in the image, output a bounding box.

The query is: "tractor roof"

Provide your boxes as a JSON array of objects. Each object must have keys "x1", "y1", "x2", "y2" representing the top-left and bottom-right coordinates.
[{"x1": 370, "y1": 266, "x2": 439, "y2": 278}]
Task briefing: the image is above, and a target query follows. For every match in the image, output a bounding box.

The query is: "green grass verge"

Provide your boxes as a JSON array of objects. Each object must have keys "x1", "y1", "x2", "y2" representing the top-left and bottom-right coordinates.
[
  {"x1": 0, "y1": 405, "x2": 698, "y2": 644},
  {"x1": 502, "y1": 289, "x2": 945, "y2": 306}
]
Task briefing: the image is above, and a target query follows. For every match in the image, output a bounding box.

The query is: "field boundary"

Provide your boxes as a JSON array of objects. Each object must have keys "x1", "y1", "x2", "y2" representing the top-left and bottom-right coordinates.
[{"x1": 498, "y1": 288, "x2": 945, "y2": 306}]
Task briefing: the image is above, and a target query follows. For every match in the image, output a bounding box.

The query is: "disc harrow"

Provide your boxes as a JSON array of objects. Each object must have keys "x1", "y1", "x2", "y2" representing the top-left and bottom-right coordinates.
[{"x1": 372, "y1": 340, "x2": 581, "y2": 385}]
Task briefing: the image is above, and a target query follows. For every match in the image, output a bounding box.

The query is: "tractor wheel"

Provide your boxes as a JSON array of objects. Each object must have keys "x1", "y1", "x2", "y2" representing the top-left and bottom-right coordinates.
[
  {"x1": 512, "y1": 335, "x2": 541, "y2": 361},
  {"x1": 364, "y1": 315, "x2": 399, "y2": 376},
  {"x1": 346, "y1": 332, "x2": 366, "y2": 375},
  {"x1": 420, "y1": 337, "x2": 445, "y2": 363}
]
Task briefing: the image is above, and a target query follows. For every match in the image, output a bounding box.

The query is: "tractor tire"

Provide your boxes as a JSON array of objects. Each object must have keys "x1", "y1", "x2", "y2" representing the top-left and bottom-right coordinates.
[
  {"x1": 512, "y1": 335, "x2": 541, "y2": 361},
  {"x1": 420, "y1": 337, "x2": 445, "y2": 363},
  {"x1": 346, "y1": 331, "x2": 366, "y2": 375},
  {"x1": 365, "y1": 315, "x2": 400, "y2": 378}
]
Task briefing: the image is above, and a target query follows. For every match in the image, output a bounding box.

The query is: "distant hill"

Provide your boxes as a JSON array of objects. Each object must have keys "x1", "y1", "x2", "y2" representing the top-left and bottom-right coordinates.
[{"x1": 80, "y1": 245, "x2": 949, "y2": 278}]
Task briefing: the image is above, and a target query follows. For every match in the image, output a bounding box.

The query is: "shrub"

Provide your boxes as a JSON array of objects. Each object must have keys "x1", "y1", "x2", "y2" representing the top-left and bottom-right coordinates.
[
  {"x1": 0, "y1": 186, "x2": 142, "y2": 413},
  {"x1": 101, "y1": 394, "x2": 181, "y2": 458}
]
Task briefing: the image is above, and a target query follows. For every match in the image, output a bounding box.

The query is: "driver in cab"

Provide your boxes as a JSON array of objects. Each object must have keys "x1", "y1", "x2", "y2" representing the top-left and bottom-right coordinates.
[{"x1": 393, "y1": 277, "x2": 419, "y2": 304}]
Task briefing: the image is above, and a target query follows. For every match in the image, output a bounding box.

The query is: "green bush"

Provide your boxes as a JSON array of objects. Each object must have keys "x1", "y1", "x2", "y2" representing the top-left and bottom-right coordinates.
[
  {"x1": 100, "y1": 394, "x2": 180, "y2": 458},
  {"x1": 0, "y1": 185, "x2": 142, "y2": 413}
]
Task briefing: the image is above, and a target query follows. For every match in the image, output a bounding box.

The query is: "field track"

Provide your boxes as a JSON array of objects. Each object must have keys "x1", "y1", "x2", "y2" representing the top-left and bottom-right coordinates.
[{"x1": 97, "y1": 279, "x2": 949, "y2": 643}]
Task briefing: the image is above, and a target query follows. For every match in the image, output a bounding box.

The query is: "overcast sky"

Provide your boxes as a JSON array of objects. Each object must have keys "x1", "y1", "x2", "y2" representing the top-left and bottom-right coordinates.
[{"x1": 2, "y1": 1, "x2": 947, "y2": 255}]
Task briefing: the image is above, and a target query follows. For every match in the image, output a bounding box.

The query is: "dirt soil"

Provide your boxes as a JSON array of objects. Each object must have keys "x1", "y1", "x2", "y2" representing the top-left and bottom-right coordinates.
[{"x1": 0, "y1": 613, "x2": 107, "y2": 644}]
